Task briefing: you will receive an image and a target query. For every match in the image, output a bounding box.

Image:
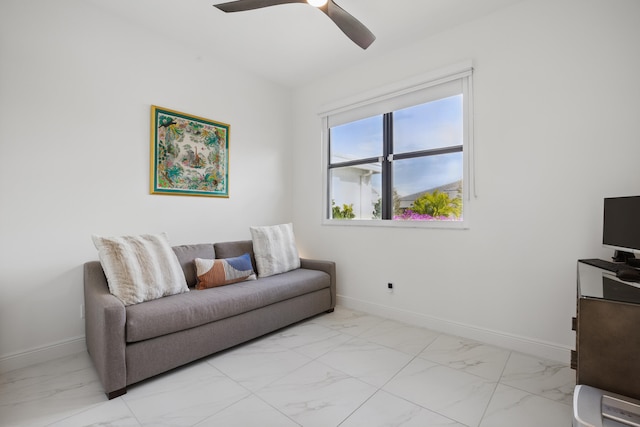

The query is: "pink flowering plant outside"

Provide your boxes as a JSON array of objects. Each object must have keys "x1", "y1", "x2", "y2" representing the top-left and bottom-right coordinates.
[
  {"x1": 393, "y1": 209, "x2": 458, "y2": 221},
  {"x1": 393, "y1": 189, "x2": 463, "y2": 221}
]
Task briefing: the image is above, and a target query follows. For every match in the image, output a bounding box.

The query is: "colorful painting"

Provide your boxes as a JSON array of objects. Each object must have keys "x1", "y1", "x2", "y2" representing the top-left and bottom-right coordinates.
[{"x1": 150, "y1": 106, "x2": 229, "y2": 197}]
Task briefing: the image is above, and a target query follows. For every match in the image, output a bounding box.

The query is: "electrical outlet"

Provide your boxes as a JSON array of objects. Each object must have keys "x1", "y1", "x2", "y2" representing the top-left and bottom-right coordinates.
[
  {"x1": 80, "y1": 304, "x2": 85, "y2": 319},
  {"x1": 387, "y1": 282, "x2": 394, "y2": 293}
]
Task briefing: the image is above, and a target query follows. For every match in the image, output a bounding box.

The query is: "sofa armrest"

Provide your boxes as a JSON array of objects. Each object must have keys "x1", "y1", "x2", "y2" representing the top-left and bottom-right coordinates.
[
  {"x1": 300, "y1": 258, "x2": 336, "y2": 309},
  {"x1": 83, "y1": 261, "x2": 127, "y2": 398}
]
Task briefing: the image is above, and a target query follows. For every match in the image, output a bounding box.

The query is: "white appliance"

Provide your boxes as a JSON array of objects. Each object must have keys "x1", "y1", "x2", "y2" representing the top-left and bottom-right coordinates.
[{"x1": 574, "y1": 385, "x2": 640, "y2": 427}]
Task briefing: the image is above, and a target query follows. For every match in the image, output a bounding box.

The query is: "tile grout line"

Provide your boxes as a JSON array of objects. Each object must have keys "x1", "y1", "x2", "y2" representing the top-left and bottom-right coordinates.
[{"x1": 475, "y1": 349, "x2": 513, "y2": 427}]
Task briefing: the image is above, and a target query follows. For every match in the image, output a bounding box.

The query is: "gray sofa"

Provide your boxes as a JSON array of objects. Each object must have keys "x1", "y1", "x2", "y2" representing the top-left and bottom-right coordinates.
[{"x1": 84, "y1": 240, "x2": 336, "y2": 399}]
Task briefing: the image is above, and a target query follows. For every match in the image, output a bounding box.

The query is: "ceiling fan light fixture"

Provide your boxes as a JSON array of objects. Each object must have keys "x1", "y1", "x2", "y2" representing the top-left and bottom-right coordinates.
[{"x1": 307, "y1": 0, "x2": 328, "y2": 7}]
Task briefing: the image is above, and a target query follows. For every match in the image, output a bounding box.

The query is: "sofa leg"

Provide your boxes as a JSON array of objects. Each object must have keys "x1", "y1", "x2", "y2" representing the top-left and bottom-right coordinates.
[
  {"x1": 107, "y1": 388, "x2": 127, "y2": 400},
  {"x1": 325, "y1": 308, "x2": 335, "y2": 313}
]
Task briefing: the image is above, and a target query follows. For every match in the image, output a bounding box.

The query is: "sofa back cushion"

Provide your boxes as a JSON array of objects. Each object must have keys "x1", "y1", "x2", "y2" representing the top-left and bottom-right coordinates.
[
  {"x1": 214, "y1": 240, "x2": 257, "y2": 272},
  {"x1": 172, "y1": 244, "x2": 215, "y2": 287}
]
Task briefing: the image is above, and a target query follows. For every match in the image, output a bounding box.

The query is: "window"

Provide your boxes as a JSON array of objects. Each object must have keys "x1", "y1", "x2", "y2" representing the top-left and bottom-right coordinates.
[{"x1": 321, "y1": 63, "x2": 473, "y2": 228}]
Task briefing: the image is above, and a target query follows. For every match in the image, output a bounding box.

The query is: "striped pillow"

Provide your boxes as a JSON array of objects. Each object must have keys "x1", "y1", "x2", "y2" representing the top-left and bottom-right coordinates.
[
  {"x1": 92, "y1": 233, "x2": 189, "y2": 305},
  {"x1": 250, "y1": 223, "x2": 300, "y2": 278}
]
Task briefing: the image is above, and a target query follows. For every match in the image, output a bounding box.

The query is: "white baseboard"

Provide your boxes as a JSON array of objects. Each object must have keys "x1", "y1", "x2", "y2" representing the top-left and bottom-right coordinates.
[
  {"x1": 0, "y1": 336, "x2": 86, "y2": 374},
  {"x1": 337, "y1": 295, "x2": 572, "y2": 364}
]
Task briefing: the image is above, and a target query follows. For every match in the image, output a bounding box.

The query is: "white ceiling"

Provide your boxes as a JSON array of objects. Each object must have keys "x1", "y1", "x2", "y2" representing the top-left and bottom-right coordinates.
[{"x1": 87, "y1": 0, "x2": 524, "y2": 88}]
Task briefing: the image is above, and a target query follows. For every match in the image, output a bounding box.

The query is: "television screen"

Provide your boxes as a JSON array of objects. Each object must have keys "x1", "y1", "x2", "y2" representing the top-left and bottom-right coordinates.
[{"x1": 603, "y1": 196, "x2": 640, "y2": 254}]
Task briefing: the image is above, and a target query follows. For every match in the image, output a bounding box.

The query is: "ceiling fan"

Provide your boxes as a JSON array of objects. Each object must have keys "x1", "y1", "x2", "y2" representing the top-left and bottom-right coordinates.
[{"x1": 213, "y1": 0, "x2": 376, "y2": 50}]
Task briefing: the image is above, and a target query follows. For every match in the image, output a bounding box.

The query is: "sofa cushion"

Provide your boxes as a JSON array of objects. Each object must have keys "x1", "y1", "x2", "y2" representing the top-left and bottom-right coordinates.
[
  {"x1": 214, "y1": 240, "x2": 257, "y2": 272},
  {"x1": 250, "y1": 223, "x2": 300, "y2": 278},
  {"x1": 92, "y1": 233, "x2": 189, "y2": 306},
  {"x1": 194, "y1": 254, "x2": 256, "y2": 289},
  {"x1": 125, "y1": 268, "x2": 330, "y2": 343},
  {"x1": 172, "y1": 244, "x2": 215, "y2": 287}
]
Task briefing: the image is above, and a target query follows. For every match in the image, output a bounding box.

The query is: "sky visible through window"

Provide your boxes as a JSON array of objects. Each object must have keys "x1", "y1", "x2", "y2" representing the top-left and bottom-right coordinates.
[{"x1": 330, "y1": 95, "x2": 463, "y2": 197}]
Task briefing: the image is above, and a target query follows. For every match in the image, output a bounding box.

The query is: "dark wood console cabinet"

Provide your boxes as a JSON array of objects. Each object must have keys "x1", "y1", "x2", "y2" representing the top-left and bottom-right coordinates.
[{"x1": 573, "y1": 261, "x2": 640, "y2": 400}]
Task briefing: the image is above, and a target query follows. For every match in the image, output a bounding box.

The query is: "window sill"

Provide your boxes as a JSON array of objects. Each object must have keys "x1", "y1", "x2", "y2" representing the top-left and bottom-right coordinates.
[{"x1": 321, "y1": 218, "x2": 469, "y2": 230}]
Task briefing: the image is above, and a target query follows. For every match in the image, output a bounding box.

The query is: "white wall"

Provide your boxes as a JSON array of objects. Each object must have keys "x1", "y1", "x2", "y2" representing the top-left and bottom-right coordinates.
[
  {"x1": 0, "y1": 0, "x2": 292, "y2": 370},
  {"x1": 292, "y1": 0, "x2": 640, "y2": 361}
]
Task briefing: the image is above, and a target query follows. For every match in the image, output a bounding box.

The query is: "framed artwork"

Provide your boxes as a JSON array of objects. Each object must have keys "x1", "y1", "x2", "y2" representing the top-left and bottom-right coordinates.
[{"x1": 150, "y1": 106, "x2": 229, "y2": 197}]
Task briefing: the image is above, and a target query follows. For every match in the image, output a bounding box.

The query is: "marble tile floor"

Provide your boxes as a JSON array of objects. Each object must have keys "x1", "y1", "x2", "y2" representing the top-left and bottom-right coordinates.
[{"x1": 0, "y1": 307, "x2": 575, "y2": 427}]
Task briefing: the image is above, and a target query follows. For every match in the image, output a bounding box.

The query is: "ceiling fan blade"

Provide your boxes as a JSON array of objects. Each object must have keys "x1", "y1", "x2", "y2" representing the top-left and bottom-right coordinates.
[
  {"x1": 214, "y1": 0, "x2": 376, "y2": 50},
  {"x1": 320, "y1": 0, "x2": 375, "y2": 49},
  {"x1": 214, "y1": 0, "x2": 306, "y2": 13}
]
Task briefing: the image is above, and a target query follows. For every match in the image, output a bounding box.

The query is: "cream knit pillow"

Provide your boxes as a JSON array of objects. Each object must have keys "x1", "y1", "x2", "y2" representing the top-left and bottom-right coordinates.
[
  {"x1": 92, "y1": 232, "x2": 189, "y2": 305},
  {"x1": 250, "y1": 223, "x2": 300, "y2": 278}
]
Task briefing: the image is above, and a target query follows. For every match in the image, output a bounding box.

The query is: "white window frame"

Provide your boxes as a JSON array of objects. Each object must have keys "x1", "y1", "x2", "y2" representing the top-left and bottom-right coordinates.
[{"x1": 319, "y1": 61, "x2": 475, "y2": 229}]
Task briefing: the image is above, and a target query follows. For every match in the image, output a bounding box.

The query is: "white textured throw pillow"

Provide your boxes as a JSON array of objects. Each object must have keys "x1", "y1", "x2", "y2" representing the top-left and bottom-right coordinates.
[
  {"x1": 92, "y1": 233, "x2": 189, "y2": 306},
  {"x1": 250, "y1": 223, "x2": 300, "y2": 277}
]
